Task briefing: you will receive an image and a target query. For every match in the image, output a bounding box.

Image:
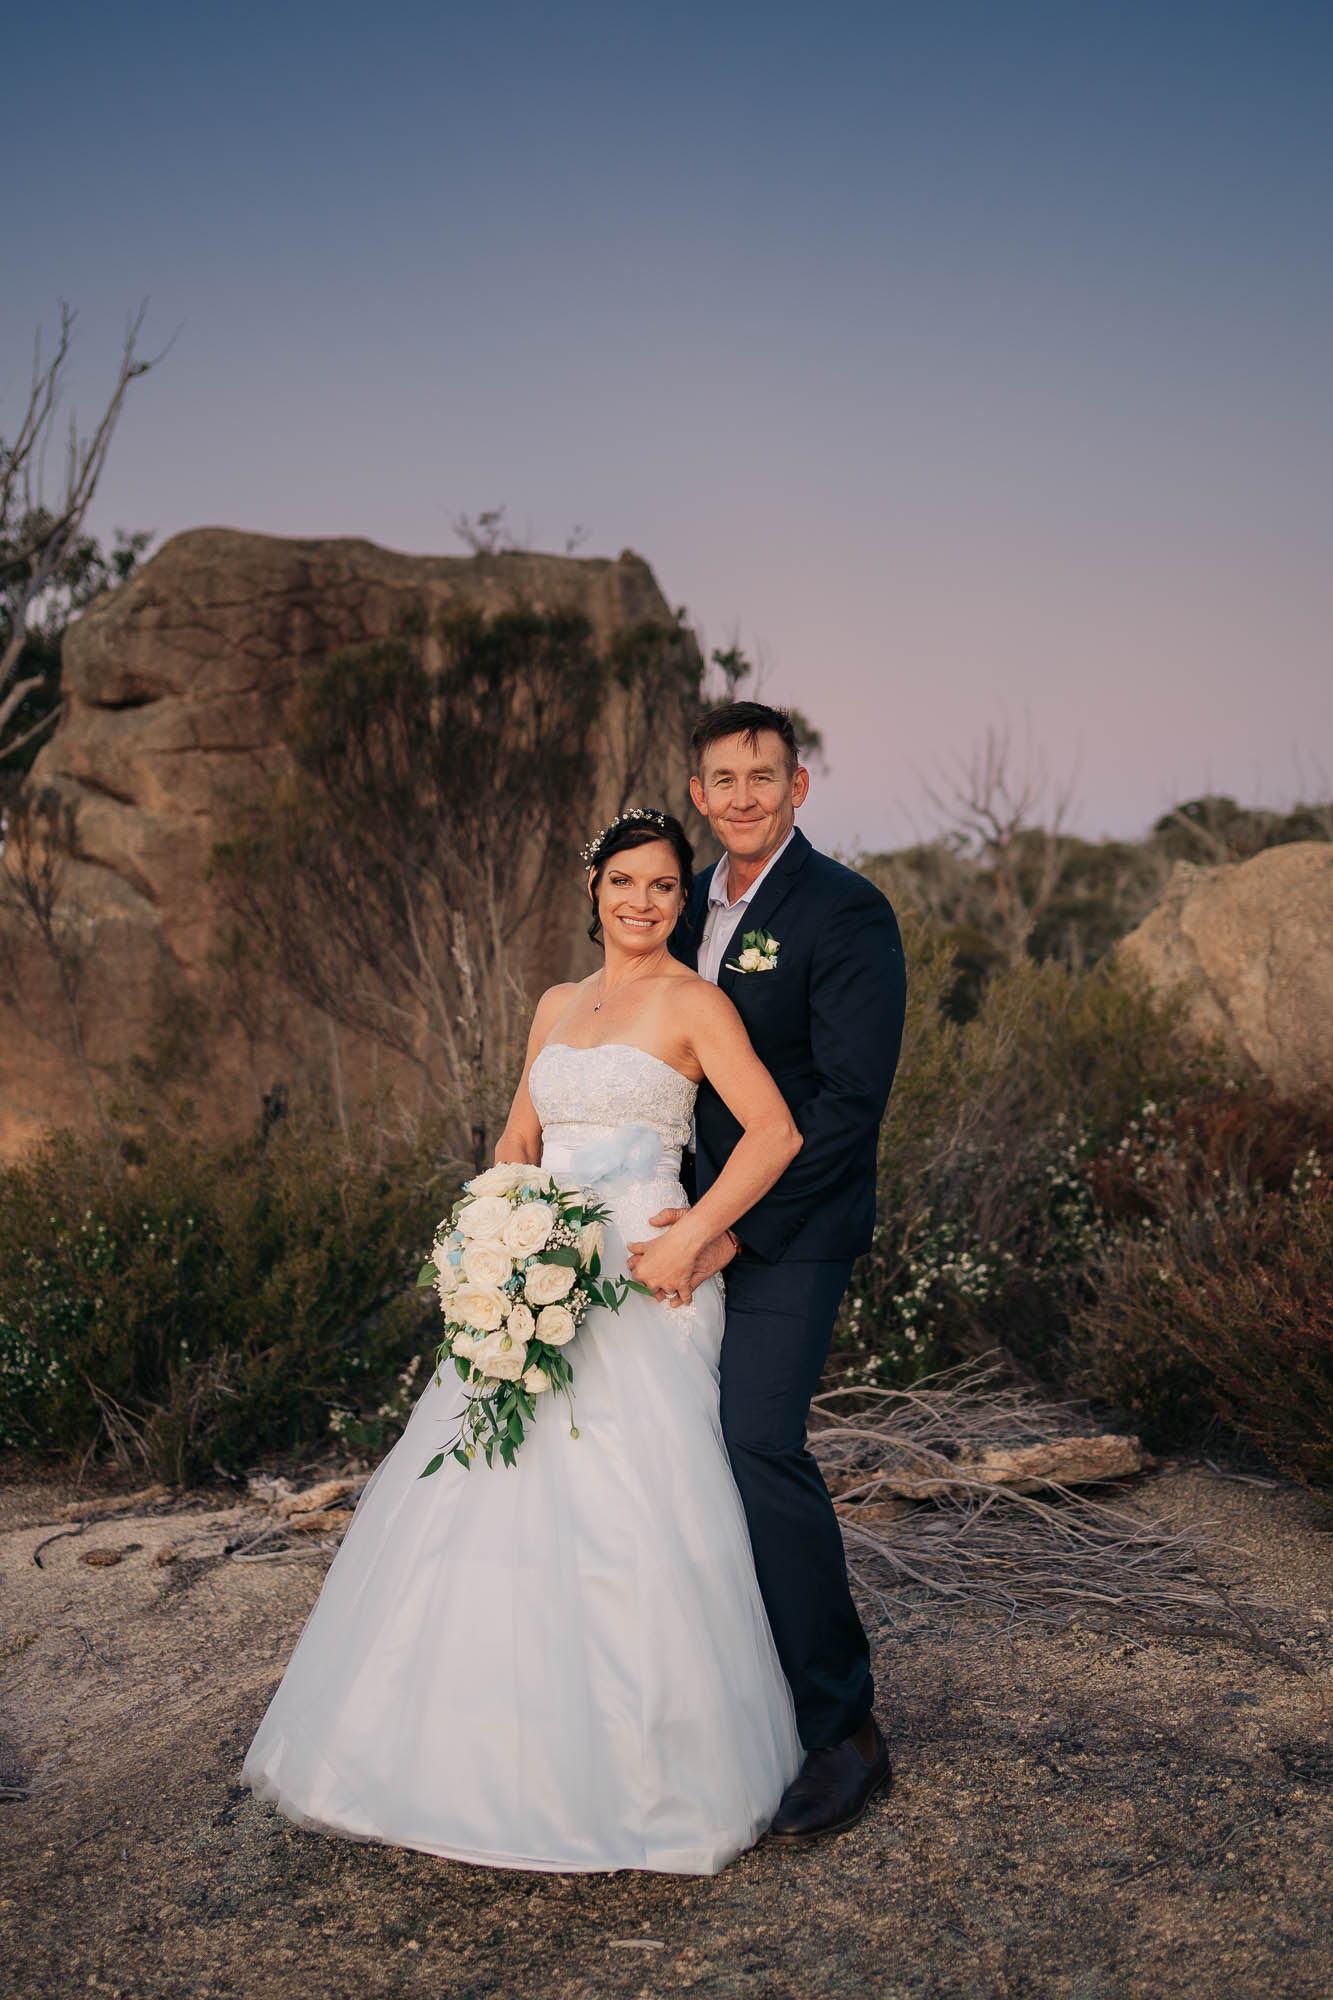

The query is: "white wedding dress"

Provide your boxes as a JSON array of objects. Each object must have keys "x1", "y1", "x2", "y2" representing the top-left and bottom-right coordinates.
[{"x1": 242, "y1": 1042, "x2": 801, "y2": 1874}]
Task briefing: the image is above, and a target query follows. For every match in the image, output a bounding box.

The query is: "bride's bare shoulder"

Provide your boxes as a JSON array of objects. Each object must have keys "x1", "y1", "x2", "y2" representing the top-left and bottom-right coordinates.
[
  {"x1": 530, "y1": 980, "x2": 585, "y2": 1037},
  {"x1": 669, "y1": 969, "x2": 741, "y2": 1028}
]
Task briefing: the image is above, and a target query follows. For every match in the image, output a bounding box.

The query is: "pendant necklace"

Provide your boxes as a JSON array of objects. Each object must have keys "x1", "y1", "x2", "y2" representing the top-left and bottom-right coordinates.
[{"x1": 592, "y1": 961, "x2": 655, "y2": 1014}]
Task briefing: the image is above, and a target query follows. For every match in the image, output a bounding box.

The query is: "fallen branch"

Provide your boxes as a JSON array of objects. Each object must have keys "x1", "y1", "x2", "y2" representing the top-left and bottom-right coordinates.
[
  {"x1": 55, "y1": 1484, "x2": 172, "y2": 1523},
  {"x1": 813, "y1": 1357, "x2": 1293, "y2": 1662}
]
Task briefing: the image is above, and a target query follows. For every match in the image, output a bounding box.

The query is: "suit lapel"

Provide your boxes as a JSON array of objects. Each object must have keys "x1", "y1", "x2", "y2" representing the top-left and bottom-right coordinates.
[
  {"x1": 672, "y1": 865, "x2": 716, "y2": 970},
  {"x1": 716, "y1": 829, "x2": 812, "y2": 997}
]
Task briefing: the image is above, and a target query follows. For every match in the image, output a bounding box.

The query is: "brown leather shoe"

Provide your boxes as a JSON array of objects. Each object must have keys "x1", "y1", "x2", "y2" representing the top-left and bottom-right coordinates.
[{"x1": 767, "y1": 1721, "x2": 892, "y2": 1844}]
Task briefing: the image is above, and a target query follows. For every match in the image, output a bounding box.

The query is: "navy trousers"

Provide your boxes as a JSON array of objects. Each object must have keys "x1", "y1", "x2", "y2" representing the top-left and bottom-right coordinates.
[{"x1": 718, "y1": 1251, "x2": 872, "y2": 1751}]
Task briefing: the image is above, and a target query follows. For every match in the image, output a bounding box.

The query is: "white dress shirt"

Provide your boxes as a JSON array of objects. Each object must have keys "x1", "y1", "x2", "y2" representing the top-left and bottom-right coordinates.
[{"x1": 696, "y1": 830, "x2": 796, "y2": 986}]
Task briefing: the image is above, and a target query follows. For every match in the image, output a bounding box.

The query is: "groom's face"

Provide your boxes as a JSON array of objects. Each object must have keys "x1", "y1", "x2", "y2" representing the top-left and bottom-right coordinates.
[{"x1": 690, "y1": 730, "x2": 809, "y2": 869}]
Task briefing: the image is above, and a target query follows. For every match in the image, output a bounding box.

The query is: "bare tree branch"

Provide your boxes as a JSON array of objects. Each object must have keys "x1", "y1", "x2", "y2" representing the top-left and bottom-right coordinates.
[
  {"x1": 1, "y1": 301, "x2": 168, "y2": 700},
  {"x1": 923, "y1": 721, "x2": 1078, "y2": 964}
]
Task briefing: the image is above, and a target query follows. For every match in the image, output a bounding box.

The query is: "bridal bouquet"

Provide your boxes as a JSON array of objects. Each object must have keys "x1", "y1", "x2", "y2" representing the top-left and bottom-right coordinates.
[{"x1": 415, "y1": 1162, "x2": 644, "y2": 1473}]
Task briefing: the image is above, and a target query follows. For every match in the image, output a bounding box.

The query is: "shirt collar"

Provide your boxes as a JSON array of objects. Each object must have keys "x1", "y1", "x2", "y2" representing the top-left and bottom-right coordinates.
[{"x1": 708, "y1": 827, "x2": 797, "y2": 910}]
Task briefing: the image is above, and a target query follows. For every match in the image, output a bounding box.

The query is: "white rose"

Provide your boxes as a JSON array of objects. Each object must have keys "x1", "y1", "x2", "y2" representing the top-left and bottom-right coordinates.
[
  {"x1": 471, "y1": 1330, "x2": 529, "y2": 1381},
  {"x1": 525, "y1": 1261, "x2": 577, "y2": 1306},
  {"x1": 763, "y1": 937, "x2": 779, "y2": 956},
  {"x1": 461, "y1": 1239, "x2": 514, "y2": 1289},
  {"x1": 431, "y1": 1236, "x2": 461, "y2": 1286},
  {"x1": 738, "y1": 946, "x2": 764, "y2": 971},
  {"x1": 755, "y1": 954, "x2": 777, "y2": 971},
  {"x1": 577, "y1": 1220, "x2": 605, "y2": 1267},
  {"x1": 465, "y1": 1162, "x2": 532, "y2": 1196},
  {"x1": 535, "y1": 1303, "x2": 577, "y2": 1347},
  {"x1": 505, "y1": 1302, "x2": 535, "y2": 1342},
  {"x1": 451, "y1": 1330, "x2": 477, "y2": 1359},
  {"x1": 452, "y1": 1284, "x2": 508, "y2": 1332},
  {"x1": 458, "y1": 1194, "x2": 512, "y2": 1241},
  {"x1": 522, "y1": 1365, "x2": 551, "y2": 1395},
  {"x1": 502, "y1": 1201, "x2": 555, "y2": 1256}
]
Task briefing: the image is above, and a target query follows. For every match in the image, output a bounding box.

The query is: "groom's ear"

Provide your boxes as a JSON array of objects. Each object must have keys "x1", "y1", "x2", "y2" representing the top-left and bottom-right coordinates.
[
  {"x1": 792, "y1": 765, "x2": 811, "y2": 808},
  {"x1": 689, "y1": 774, "x2": 708, "y2": 818}
]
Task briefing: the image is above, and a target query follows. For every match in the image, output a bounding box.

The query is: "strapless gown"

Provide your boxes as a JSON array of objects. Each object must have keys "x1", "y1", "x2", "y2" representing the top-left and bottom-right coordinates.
[{"x1": 241, "y1": 1042, "x2": 801, "y2": 1874}]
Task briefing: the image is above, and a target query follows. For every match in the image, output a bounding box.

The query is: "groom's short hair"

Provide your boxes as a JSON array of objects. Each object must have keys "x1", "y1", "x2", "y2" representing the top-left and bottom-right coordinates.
[{"x1": 691, "y1": 701, "x2": 799, "y2": 777}]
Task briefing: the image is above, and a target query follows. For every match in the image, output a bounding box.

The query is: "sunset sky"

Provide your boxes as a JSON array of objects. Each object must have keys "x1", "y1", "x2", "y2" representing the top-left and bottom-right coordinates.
[{"x1": 7, "y1": 0, "x2": 1331, "y2": 854}]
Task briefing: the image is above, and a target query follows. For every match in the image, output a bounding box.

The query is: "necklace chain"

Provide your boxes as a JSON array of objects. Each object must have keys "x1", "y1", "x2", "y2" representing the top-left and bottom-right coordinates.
[{"x1": 592, "y1": 959, "x2": 658, "y2": 1014}]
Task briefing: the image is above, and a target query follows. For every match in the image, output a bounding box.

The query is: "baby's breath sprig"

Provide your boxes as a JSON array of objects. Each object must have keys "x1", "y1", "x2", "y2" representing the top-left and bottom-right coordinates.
[{"x1": 580, "y1": 807, "x2": 669, "y2": 869}]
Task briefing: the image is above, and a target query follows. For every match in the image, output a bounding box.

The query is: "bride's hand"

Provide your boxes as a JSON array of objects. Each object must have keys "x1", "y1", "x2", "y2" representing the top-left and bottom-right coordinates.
[
  {"x1": 641, "y1": 1211, "x2": 740, "y2": 1291},
  {"x1": 627, "y1": 1219, "x2": 739, "y2": 1304},
  {"x1": 625, "y1": 1222, "x2": 705, "y2": 1307}
]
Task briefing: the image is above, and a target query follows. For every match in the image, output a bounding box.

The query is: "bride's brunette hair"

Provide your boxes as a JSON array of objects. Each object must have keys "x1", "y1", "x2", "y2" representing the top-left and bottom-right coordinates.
[{"x1": 584, "y1": 809, "x2": 694, "y2": 944}]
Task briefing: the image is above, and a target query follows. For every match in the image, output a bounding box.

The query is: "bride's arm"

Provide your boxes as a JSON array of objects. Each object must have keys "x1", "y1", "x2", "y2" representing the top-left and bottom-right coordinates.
[
  {"x1": 492, "y1": 984, "x2": 576, "y2": 1166},
  {"x1": 628, "y1": 984, "x2": 801, "y2": 1301}
]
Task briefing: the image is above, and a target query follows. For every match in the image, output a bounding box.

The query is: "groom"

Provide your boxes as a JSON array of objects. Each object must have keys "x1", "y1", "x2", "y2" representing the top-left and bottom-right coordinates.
[{"x1": 635, "y1": 699, "x2": 906, "y2": 1843}]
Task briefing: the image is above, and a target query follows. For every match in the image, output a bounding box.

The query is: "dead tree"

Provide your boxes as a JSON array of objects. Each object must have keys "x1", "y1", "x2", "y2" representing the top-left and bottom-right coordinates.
[
  {"x1": 211, "y1": 606, "x2": 698, "y2": 1169},
  {"x1": 1, "y1": 302, "x2": 164, "y2": 756},
  {"x1": 924, "y1": 723, "x2": 1076, "y2": 965}
]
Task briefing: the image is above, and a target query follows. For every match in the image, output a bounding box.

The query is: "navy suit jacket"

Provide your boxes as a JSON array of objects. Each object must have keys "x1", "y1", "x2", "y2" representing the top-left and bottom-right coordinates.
[{"x1": 671, "y1": 828, "x2": 906, "y2": 1264}]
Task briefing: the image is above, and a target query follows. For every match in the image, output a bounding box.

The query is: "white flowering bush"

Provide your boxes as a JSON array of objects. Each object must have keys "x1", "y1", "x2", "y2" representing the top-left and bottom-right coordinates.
[
  {"x1": 417, "y1": 1163, "x2": 642, "y2": 1472},
  {"x1": 835, "y1": 922, "x2": 1218, "y2": 1386}
]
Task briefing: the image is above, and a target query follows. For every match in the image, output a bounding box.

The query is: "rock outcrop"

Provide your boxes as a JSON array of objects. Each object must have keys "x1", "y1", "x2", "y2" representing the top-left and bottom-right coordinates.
[
  {"x1": 0, "y1": 529, "x2": 700, "y2": 1157},
  {"x1": 1119, "y1": 842, "x2": 1333, "y2": 1097}
]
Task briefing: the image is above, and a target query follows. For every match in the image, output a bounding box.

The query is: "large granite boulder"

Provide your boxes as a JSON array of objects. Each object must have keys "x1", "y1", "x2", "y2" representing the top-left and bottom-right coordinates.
[
  {"x1": 1119, "y1": 842, "x2": 1333, "y2": 1096},
  {"x1": 0, "y1": 529, "x2": 700, "y2": 1157}
]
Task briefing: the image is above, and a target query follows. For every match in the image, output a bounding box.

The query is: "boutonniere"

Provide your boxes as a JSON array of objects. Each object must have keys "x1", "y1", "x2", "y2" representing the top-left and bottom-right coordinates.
[{"x1": 726, "y1": 929, "x2": 780, "y2": 974}]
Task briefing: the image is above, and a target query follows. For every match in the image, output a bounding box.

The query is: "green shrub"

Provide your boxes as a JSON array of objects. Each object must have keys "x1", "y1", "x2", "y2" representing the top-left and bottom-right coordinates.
[
  {"x1": 0, "y1": 1124, "x2": 449, "y2": 1482},
  {"x1": 1071, "y1": 1096, "x2": 1333, "y2": 1481},
  {"x1": 839, "y1": 921, "x2": 1216, "y2": 1383}
]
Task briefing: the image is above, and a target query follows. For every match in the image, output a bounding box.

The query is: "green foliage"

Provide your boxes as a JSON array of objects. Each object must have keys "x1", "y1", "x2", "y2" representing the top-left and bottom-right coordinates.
[
  {"x1": 840, "y1": 920, "x2": 1216, "y2": 1383},
  {"x1": 0, "y1": 1123, "x2": 446, "y2": 1483},
  {"x1": 1151, "y1": 794, "x2": 1333, "y2": 866},
  {"x1": 862, "y1": 792, "x2": 1332, "y2": 1000},
  {"x1": 1069, "y1": 1096, "x2": 1333, "y2": 1482},
  {"x1": 845, "y1": 930, "x2": 1333, "y2": 1483}
]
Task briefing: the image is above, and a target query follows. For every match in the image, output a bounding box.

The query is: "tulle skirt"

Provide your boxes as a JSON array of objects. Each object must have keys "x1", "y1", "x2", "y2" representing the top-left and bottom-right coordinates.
[{"x1": 241, "y1": 1174, "x2": 801, "y2": 1874}]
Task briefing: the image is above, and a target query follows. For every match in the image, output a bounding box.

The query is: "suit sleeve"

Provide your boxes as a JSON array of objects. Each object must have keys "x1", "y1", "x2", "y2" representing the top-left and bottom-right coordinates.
[{"x1": 734, "y1": 881, "x2": 906, "y2": 1260}]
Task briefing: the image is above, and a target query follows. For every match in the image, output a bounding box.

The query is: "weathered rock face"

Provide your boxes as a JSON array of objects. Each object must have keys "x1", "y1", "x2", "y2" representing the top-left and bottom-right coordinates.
[
  {"x1": 1119, "y1": 843, "x2": 1333, "y2": 1097},
  {"x1": 0, "y1": 529, "x2": 701, "y2": 1157}
]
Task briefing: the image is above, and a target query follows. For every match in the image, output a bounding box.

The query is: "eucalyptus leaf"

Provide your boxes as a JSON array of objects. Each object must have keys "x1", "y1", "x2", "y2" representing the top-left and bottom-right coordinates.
[{"x1": 419, "y1": 1452, "x2": 445, "y2": 1478}]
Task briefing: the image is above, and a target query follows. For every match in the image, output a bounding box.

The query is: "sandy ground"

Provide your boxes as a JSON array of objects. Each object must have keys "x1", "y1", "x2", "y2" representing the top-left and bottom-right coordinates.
[{"x1": 1, "y1": 1467, "x2": 1330, "y2": 2000}]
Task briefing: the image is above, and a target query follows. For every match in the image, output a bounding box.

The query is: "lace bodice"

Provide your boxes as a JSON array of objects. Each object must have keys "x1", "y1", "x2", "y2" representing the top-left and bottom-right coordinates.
[{"x1": 529, "y1": 1042, "x2": 695, "y2": 1151}]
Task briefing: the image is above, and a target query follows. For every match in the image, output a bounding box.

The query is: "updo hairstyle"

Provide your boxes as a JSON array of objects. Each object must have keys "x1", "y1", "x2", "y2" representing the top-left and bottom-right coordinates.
[{"x1": 584, "y1": 809, "x2": 694, "y2": 944}]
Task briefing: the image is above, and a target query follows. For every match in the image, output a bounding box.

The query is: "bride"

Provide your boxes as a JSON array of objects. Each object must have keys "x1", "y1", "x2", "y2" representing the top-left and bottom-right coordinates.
[{"x1": 242, "y1": 808, "x2": 808, "y2": 1874}]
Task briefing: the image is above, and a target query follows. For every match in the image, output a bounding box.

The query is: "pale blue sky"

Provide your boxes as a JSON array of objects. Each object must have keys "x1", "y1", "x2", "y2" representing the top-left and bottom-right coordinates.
[{"x1": 7, "y1": 0, "x2": 1331, "y2": 850}]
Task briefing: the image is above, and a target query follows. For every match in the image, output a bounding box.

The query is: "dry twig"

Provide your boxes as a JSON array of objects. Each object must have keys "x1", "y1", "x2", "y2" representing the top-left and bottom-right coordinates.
[{"x1": 812, "y1": 1359, "x2": 1291, "y2": 1661}]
